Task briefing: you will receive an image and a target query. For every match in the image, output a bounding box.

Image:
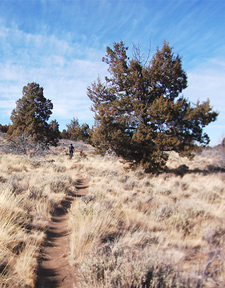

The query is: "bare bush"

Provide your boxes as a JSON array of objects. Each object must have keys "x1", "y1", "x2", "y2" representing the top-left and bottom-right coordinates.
[{"x1": 5, "y1": 134, "x2": 52, "y2": 156}]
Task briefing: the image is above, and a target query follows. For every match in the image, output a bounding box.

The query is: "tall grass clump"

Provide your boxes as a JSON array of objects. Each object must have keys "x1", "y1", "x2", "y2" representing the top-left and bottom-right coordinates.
[{"x1": 0, "y1": 183, "x2": 39, "y2": 287}]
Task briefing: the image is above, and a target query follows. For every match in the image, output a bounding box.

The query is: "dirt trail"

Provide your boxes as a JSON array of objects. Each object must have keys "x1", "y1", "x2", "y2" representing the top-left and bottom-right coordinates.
[{"x1": 35, "y1": 178, "x2": 88, "y2": 288}]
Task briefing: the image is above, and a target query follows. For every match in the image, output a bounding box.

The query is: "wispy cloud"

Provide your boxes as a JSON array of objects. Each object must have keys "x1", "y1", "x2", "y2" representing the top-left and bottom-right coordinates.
[
  {"x1": 0, "y1": 0, "x2": 224, "y2": 145},
  {"x1": 184, "y1": 59, "x2": 225, "y2": 110},
  {"x1": 0, "y1": 20, "x2": 108, "y2": 128},
  {"x1": 183, "y1": 58, "x2": 225, "y2": 145}
]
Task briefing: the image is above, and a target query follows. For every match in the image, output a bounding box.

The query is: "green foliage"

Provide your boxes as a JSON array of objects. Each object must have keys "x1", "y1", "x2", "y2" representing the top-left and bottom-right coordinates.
[
  {"x1": 7, "y1": 82, "x2": 60, "y2": 146},
  {"x1": 60, "y1": 129, "x2": 70, "y2": 139},
  {"x1": 48, "y1": 120, "x2": 60, "y2": 146},
  {"x1": 66, "y1": 117, "x2": 91, "y2": 143},
  {"x1": 88, "y1": 41, "x2": 218, "y2": 172}
]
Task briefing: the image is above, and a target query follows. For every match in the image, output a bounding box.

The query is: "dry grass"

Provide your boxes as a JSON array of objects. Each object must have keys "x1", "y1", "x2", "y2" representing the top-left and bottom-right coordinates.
[
  {"x1": 68, "y1": 146, "x2": 225, "y2": 287},
  {"x1": 1, "y1": 137, "x2": 225, "y2": 287},
  {"x1": 0, "y1": 140, "x2": 83, "y2": 287}
]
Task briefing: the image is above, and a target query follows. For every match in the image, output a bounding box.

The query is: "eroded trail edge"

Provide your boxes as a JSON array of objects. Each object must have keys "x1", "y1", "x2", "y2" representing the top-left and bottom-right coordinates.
[{"x1": 35, "y1": 178, "x2": 89, "y2": 288}]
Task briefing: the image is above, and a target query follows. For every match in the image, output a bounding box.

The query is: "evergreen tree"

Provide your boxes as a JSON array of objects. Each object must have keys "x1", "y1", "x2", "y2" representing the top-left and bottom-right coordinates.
[
  {"x1": 88, "y1": 41, "x2": 218, "y2": 172},
  {"x1": 66, "y1": 117, "x2": 80, "y2": 140},
  {"x1": 48, "y1": 120, "x2": 60, "y2": 146},
  {"x1": 7, "y1": 82, "x2": 59, "y2": 146},
  {"x1": 60, "y1": 129, "x2": 70, "y2": 139},
  {"x1": 66, "y1": 117, "x2": 90, "y2": 142}
]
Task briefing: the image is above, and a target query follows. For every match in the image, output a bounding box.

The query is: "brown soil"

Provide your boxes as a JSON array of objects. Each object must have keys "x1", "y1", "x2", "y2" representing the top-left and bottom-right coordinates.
[{"x1": 35, "y1": 178, "x2": 88, "y2": 288}]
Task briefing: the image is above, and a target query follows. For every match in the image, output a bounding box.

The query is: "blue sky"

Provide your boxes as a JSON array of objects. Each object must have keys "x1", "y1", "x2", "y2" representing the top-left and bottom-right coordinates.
[{"x1": 0, "y1": 0, "x2": 224, "y2": 146}]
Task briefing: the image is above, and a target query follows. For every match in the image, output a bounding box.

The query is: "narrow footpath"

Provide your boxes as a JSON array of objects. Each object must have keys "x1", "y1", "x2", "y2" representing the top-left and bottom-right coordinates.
[{"x1": 35, "y1": 178, "x2": 89, "y2": 288}]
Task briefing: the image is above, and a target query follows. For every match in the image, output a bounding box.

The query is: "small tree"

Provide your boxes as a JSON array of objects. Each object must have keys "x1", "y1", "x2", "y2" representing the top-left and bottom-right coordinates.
[
  {"x1": 48, "y1": 120, "x2": 60, "y2": 146},
  {"x1": 60, "y1": 129, "x2": 70, "y2": 139},
  {"x1": 88, "y1": 41, "x2": 218, "y2": 172},
  {"x1": 66, "y1": 117, "x2": 80, "y2": 140},
  {"x1": 66, "y1": 117, "x2": 90, "y2": 143},
  {"x1": 7, "y1": 82, "x2": 59, "y2": 146}
]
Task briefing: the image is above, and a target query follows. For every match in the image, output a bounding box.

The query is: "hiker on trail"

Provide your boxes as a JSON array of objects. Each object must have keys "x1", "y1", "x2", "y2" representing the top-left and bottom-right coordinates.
[{"x1": 69, "y1": 144, "x2": 74, "y2": 159}]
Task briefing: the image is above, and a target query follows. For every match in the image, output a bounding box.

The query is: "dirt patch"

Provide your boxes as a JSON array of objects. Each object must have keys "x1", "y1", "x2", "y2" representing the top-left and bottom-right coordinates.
[{"x1": 35, "y1": 178, "x2": 88, "y2": 288}]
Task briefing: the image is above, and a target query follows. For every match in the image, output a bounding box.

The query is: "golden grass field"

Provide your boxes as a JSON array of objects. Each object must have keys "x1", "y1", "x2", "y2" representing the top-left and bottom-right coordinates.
[{"x1": 0, "y1": 135, "x2": 225, "y2": 287}]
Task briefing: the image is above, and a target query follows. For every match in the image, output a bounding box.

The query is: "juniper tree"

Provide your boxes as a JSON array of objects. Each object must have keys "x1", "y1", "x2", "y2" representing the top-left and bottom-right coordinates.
[
  {"x1": 66, "y1": 117, "x2": 80, "y2": 140},
  {"x1": 7, "y1": 82, "x2": 59, "y2": 146},
  {"x1": 66, "y1": 117, "x2": 90, "y2": 143},
  {"x1": 88, "y1": 41, "x2": 218, "y2": 172},
  {"x1": 48, "y1": 120, "x2": 60, "y2": 146}
]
